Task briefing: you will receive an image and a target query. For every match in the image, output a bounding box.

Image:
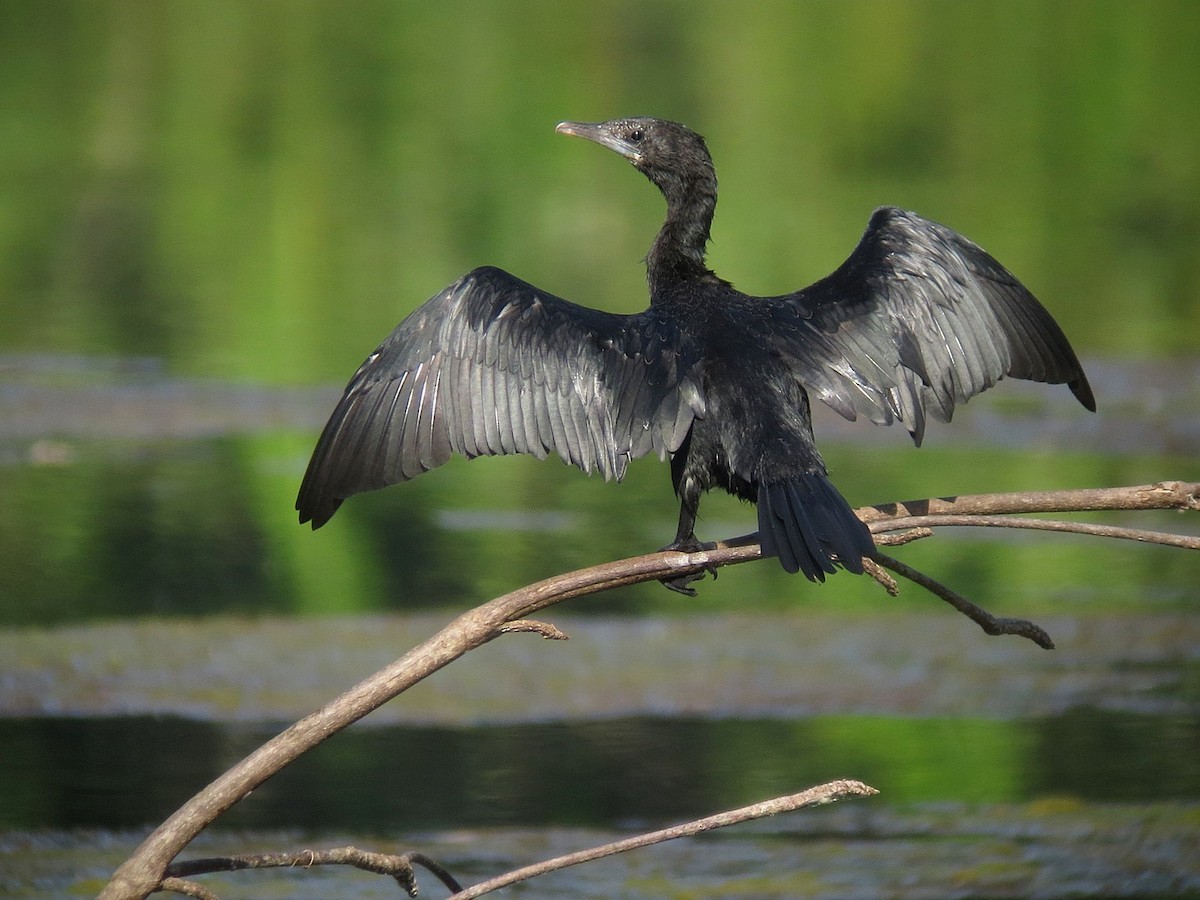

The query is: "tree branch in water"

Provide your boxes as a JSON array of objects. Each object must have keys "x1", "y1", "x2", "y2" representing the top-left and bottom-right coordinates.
[
  {"x1": 449, "y1": 780, "x2": 879, "y2": 899},
  {"x1": 160, "y1": 847, "x2": 457, "y2": 897},
  {"x1": 150, "y1": 782, "x2": 877, "y2": 899}
]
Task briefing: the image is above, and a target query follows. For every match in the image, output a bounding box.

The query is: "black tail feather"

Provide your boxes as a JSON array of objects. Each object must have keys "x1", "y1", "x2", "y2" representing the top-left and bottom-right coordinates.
[{"x1": 757, "y1": 476, "x2": 875, "y2": 581}]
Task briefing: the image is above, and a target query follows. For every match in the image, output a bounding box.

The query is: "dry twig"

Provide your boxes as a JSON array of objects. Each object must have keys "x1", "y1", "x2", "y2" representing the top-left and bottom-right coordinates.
[
  {"x1": 150, "y1": 784, "x2": 875, "y2": 899},
  {"x1": 872, "y1": 513, "x2": 1200, "y2": 550},
  {"x1": 450, "y1": 780, "x2": 879, "y2": 898},
  {"x1": 157, "y1": 879, "x2": 218, "y2": 900},
  {"x1": 160, "y1": 847, "x2": 458, "y2": 897},
  {"x1": 872, "y1": 552, "x2": 1056, "y2": 648}
]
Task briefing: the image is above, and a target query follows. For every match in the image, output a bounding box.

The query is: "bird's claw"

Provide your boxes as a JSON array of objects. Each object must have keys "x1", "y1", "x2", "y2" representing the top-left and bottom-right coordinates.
[
  {"x1": 660, "y1": 567, "x2": 719, "y2": 596},
  {"x1": 661, "y1": 571, "x2": 704, "y2": 596},
  {"x1": 659, "y1": 537, "x2": 718, "y2": 596}
]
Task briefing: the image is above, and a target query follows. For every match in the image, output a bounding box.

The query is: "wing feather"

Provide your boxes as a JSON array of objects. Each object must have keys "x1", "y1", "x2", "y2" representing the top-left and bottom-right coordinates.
[
  {"x1": 767, "y1": 207, "x2": 1094, "y2": 445},
  {"x1": 379, "y1": 372, "x2": 408, "y2": 479},
  {"x1": 297, "y1": 266, "x2": 704, "y2": 527}
]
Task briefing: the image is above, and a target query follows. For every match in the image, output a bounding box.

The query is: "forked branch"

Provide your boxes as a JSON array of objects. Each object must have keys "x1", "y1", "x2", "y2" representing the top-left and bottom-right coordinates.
[
  {"x1": 152, "y1": 781, "x2": 878, "y2": 899},
  {"x1": 99, "y1": 481, "x2": 1198, "y2": 900}
]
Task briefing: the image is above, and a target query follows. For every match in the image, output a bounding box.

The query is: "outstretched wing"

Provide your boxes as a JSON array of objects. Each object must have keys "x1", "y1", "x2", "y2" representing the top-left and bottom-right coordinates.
[
  {"x1": 766, "y1": 207, "x2": 1094, "y2": 444},
  {"x1": 297, "y1": 266, "x2": 704, "y2": 527}
]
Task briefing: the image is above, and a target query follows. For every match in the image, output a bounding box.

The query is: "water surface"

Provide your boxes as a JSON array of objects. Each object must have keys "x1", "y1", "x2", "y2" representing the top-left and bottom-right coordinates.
[{"x1": 2, "y1": 3, "x2": 1198, "y2": 896}]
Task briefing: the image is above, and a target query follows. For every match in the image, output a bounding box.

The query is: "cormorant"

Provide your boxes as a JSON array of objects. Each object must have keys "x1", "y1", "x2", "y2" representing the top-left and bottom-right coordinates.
[{"x1": 297, "y1": 117, "x2": 1094, "y2": 592}]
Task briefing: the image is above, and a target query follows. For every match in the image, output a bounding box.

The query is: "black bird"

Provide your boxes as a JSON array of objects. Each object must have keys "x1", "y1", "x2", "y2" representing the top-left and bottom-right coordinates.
[{"x1": 297, "y1": 117, "x2": 1094, "y2": 591}]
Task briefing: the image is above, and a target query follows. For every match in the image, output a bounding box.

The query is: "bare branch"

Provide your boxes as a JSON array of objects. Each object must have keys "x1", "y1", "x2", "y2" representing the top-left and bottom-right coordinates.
[
  {"x1": 871, "y1": 514, "x2": 1200, "y2": 550},
  {"x1": 874, "y1": 527, "x2": 934, "y2": 547},
  {"x1": 873, "y1": 552, "x2": 1055, "y2": 649},
  {"x1": 156, "y1": 879, "x2": 218, "y2": 900},
  {"x1": 449, "y1": 780, "x2": 879, "y2": 899},
  {"x1": 862, "y1": 557, "x2": 900, "y2": 595},
  {"x1": 100, "y1": 481, "x2": 1197, "y2": 899},
  {"x1": 495, "y1": 619, "x2": 571, "y2": 640},
  {"x1": 163, "y1": 846, "x2": 461, "y2": 897},
  {"x1": 859, "y1": 480, "x2": 1200, "y2": 522}
]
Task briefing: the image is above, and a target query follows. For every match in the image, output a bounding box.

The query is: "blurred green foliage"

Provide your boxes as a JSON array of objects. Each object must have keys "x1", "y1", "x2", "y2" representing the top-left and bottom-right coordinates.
[{"x1": 0, "y1": 1, "x2": 1196, "y2": 622}]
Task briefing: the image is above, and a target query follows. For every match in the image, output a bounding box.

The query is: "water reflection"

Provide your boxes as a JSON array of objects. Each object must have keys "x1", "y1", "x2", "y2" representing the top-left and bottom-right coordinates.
[
  {"x1": 2, "y1": 355, "x2": 1196, "y2": 624},
  {"x1": 1, "y1": 712, "x2": 1195, "y2": 832}
]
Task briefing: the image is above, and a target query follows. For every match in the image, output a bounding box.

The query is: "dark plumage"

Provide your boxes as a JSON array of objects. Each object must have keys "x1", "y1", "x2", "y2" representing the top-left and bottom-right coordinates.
[{"x1": 297, "y1": 117, "x2": 1094, "y2": 592}]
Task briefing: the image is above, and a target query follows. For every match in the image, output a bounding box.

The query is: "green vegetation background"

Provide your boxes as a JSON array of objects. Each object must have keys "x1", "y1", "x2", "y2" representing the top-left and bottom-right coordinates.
[{"x1": 1, "y1": 0, "x2": 1196, "y2": 622}]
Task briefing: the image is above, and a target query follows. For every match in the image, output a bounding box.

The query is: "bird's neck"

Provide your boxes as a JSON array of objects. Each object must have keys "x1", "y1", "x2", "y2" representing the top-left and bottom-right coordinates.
[{"x1": 647, "y1": 177, "x2": 717, "y2": 300}]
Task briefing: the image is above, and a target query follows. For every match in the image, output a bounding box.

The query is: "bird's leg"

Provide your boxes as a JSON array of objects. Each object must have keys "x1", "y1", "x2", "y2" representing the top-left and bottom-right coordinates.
[{"x1": 659, "y1": 499, "x2": 718, "y2": 596}]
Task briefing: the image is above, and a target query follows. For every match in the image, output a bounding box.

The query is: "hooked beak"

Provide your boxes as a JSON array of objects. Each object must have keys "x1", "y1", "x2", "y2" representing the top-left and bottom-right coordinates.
[{"x1": 556, "y1": 120, "x2": 642, "y2": 162}]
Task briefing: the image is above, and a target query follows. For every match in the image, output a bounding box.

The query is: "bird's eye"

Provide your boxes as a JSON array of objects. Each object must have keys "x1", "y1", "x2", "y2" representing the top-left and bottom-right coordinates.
[{"x1": 628, "y1": 129, "x2": 644, "y2": 143}]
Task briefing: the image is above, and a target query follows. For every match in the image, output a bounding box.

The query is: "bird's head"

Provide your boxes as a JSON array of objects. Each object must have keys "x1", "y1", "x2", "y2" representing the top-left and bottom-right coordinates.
[{"x1": 556, "y1": 117, "x2": 716, "y2": 206}]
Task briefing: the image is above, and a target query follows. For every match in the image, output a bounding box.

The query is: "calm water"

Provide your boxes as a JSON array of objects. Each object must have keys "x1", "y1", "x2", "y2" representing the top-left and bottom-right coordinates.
[
  {"x1": 2, "y1": 2, "x2": 1198, "y2": 896},
  {"x1": 3, "y1": 711, "x2": 1198, "y2": 833}
]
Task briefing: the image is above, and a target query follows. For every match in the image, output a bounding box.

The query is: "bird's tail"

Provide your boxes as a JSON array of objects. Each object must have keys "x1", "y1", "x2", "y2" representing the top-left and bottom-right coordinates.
[{"x1": 757, "y1": 475, "x2": 875, "y2": 581}]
